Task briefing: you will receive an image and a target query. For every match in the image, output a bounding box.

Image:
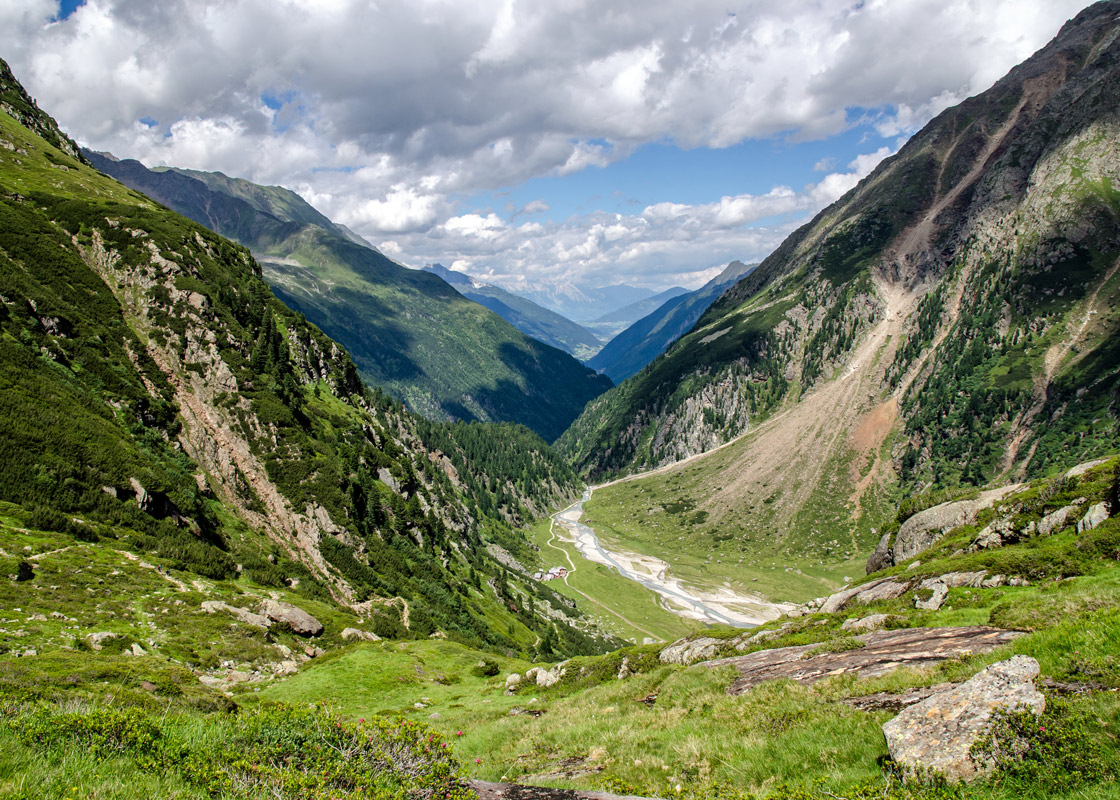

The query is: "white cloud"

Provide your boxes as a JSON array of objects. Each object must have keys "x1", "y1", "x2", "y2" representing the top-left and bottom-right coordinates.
[{"x1": 0, "y1": 0, "x2": 1096, "y2": 290}]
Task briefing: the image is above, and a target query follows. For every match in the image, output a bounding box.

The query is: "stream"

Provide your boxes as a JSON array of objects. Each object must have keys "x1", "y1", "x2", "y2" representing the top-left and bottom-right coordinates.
[{"x1": 550, "y1": 488, "x2": 792, "y2": 629}]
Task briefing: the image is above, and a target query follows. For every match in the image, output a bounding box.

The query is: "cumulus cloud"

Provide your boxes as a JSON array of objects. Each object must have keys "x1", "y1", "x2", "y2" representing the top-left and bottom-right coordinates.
[{"x1": 0, "y1": 0, "x2": 1094, "y2": 289}]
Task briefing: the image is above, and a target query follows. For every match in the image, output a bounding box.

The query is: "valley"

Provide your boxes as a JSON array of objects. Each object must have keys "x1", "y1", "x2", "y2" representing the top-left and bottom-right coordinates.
[{"x1": 2, "y1": 4, "x2": 1120, "y2": 800}]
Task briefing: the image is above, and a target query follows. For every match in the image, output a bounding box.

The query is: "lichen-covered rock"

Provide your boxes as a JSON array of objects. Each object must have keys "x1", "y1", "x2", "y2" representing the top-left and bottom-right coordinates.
[
  {"x1": 1077, "y1": 502, "x2": 1109, "y2": 533},
  {"x1": 841, "y1": 614, "x2": 889, "y2": 633},
  {"x1": 882, "y1": 656, "x2": 1045, "y2": 782},
  {"x1": 259, "y1": 599, "x2": 323, "y2": 636},
  {"x1": 1037, "y1": 505, "x2": 1077, "y2": 537},
  {"x1": 659, "y1": 636, "x2": 723, "y2": 664},
  {"x1": 914, "y1": 581, "x2": 948, "y2": 611},
  {"x1": 855, "y1": 579, "x2": 910, "y2": 605},
  {"x1": 341, "y1": 627, "x2": 380, "y2": 642},
  {"x1": 201, "y1": 600, "x2": 271, "y2": 628}
]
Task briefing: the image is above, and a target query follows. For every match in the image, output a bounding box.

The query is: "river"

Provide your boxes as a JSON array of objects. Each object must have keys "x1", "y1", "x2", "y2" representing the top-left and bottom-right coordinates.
[{"x1": 550, "y1": 488, "x2": 793, "y2": 629}]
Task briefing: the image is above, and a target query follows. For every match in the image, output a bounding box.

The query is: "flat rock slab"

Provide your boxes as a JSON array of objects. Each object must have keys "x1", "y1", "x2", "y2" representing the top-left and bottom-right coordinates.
[
  {"x1": 472, "y1": 781, "x2": 654, "y2": 800},
  {"x1": 705, "y1": 627, "x2": 1024, "y2": 695}
]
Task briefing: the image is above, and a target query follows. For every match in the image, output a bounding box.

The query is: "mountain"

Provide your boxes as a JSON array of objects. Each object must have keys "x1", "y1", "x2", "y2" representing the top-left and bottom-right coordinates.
[
  {"x1": 85, "y1": 152, "x2": 611, "y2": 442},
  {"x1": 559, "y1": 0, "x2": 1120, "y2": 560},
  {"x1": 592, "y1": 286, "x2": 690, "y2": 325},
  {"x1": 494, "y1": 279, "x2": 656, "y2": 322},
  {"x1": 421, "y1": 263, "x2": 602, "y2": 359},
  {"x1": 588, "y1": 260, "x2": 756, "y2": 382},
  {"x1": 0, "y1": 59, "x2": 619, "y2": 664}
]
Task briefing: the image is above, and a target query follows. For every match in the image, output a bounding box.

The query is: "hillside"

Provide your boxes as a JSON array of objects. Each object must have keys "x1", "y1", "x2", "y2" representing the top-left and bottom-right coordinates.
[
  {"x1": 0, "y1": 59, "x2": 626, "y2": 667},
  {"x1": 588, "y1": 261, "x2": 756, "y2": 382},
  {"x1": 85, "y1": 152, "x2": 612, "y2": 441},
  {"x1": 422, "y1": 263, "x2": 602, "y2": 359},
  {"x1": 559, "y1": 3, "x2": 1120, "y2": 517}
]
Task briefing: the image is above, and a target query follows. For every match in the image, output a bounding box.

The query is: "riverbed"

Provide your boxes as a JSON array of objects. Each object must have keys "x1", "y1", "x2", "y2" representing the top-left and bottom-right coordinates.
[{"x1": 551, "y1": 488, "x2": 794, "y2": 628}]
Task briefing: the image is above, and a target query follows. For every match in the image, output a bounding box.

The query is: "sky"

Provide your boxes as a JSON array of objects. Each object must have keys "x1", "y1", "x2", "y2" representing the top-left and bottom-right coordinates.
[{"x1": 0, "y1": 0, "x2": 1099, "y2": 292}]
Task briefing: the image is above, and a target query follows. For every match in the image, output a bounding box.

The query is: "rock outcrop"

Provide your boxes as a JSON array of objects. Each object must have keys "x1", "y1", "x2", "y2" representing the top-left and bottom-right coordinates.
[
  {"x1": 259, "y1": 600, "x2": 323, "y2": 636},
  {"x1": 882, "y1": 656, "x2": 1045, "y2": 782},
  {"x1": 1078, "y1": 502, "x2": 1110, "y2": 533},
  {"x1": 889, "y1": 486, "x2": 1021, "y2": 567},
  {"x1": 659, "y1": 636, "x2": 723, "y2": 665}
]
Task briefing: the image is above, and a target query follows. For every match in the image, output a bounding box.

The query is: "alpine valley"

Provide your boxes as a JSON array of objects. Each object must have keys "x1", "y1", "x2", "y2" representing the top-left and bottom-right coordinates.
[{"x1": 1, "y1": 5, "x2": 1120, "y2": 800}]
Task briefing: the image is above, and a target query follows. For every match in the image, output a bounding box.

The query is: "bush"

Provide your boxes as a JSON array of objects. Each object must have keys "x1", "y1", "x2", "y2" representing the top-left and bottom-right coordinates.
[{"x1": 470, "y1": 659, "x2": 500, "y2": 677}]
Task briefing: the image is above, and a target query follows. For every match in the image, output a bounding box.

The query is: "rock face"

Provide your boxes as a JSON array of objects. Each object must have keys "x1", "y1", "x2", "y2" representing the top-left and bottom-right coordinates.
[
  {"x1": 1037, "y1": 505, "x2": 1077, "y2": 537},
  {"x1": 659, "y1": 636, "x2": 723, "y2": 665},
  {"x1": 259, "y1": 600, "x2": 323, "y2": 636},
  {"x1": 882, "y1": 656, "x2": 1045, "y2": 782}
]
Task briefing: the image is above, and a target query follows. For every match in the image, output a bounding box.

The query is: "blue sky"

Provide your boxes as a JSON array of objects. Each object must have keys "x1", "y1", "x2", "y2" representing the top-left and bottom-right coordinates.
[{"x1": 2, "y1": 0, "x2": 1097, "y2": 291}]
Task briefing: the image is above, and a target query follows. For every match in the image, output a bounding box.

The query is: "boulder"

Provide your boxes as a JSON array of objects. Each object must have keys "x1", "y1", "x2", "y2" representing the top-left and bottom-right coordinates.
[
  {"x1": 1064, "y1": 458, "x2": 1110, "y2": 479},
  {"x1": 980, "y1": 575, "x2": 1006, "y2": 589},
  {"x1": 86, "y1": 631, "x2": 119, "y2": 650},
  {"x1": 341, "y1": 627, "x2": 380, "y2": 642},
  {"x1": 1077, "y1": 502, "x2": 1109, "y2": 533},
  {"x1": 528, "y1": 661, "x2": 567, "y2": 687},
  {"x1": 1037, "y1": 505, "x2": 1076, "y2": 537},
  {"x1": 659, "y1": 636, "x2": 723, "y2": 665},
  {"x1": 505, "y1": 673, "x2": 522, "y2": 690},
  {"x1": 201, "y1": 600, "x2": 271, "y2": 628},
  {"x1": 933, "y1": 571, "x2": 987, "y2": 589},
  {"x1": 882, "y1": 656, "x2": 1045, "y2": 782},
  {"x1": 820, "y1": 576, "x2": 896, "y2": 614},
  {"x1": 841, "y1": 614, "x2": 889, "y2": 633},
  {"x1": 854, "y1": 579, "x2": 910, "y2": 605},
  {"x1": 914, "y1": 581, "x2": 948, "y2": 611},
  {"x1": 259, "y1": 600, "x2": 323, "y2": 636},
  {"x1": 892, "y1": 485, "x2": 1020, "y2": 564},
  {"x1": 865, "y1": 531, "x2": 894, "y2": 574}
]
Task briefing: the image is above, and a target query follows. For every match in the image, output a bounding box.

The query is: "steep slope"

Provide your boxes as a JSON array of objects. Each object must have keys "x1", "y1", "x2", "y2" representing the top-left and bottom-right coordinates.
[
  {"x1": 422, "y1": 263, "x2": 602, "y2": 359},
  {"x1": 0, "y1": 60, "x2": 616, "y2": 658},
  {"x1": 559, "y1": 4, "x2": 1120, "y2": 563},
  {"x1": 86, "y1": 153, "x2": 611, "y2": 441},
  {"x1": 588, "y1": 261, "x2": 756, "y2": 382}
]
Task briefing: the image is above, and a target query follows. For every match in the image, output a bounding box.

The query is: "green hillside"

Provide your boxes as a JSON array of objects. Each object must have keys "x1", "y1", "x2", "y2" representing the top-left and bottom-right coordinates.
[{"x1": 86, "y1": 153, "x2": 612, "y2": 442}]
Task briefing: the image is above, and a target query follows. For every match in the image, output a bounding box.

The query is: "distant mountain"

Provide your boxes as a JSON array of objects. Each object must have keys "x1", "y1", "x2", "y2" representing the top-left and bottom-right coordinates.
[
  {"x1": 494, "y1": 279, "x2": 656, "y2": 322},
  {"x1": 593, "y1": 286, "x2": 690, "y2": 324},
  {"x1": 87, "y1": 152, "x2": 611, "y2": 441},
  {"x1": 588, "y1": 261, "x2": 756, "y2": 382},
  {"x1": 422, "y1": 264, "x2": 602, "y2": 359}
]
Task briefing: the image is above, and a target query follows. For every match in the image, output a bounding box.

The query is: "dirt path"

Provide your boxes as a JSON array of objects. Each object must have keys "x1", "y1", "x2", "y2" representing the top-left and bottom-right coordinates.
[{"x1": 120, "y1": 550, "x2": 192, "y2": 592}]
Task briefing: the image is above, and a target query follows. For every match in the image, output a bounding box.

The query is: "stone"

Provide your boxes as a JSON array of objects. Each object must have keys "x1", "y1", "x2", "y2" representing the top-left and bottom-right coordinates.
[
  {"x1": 865, "y1": 531, "x2": 894, "y2": 574},
  {"x1": 820, "y1": 576, "x2": 896, "y2": 614},
  {"x1": 259, "y1": 600, "x2": 323, "y2": 636},
  {"x1": 617, "y1": 656, "x2": 631, "y2": 680},
  {"x1": 130, "y1": 643, "x2": 147, "y2": 656},
  {"x1": 882, "y1": 656, "x2": 1045, "y2": 782},
  {"x1": 341, "y1": 627, "x2": 380, "y2": 642},
  {"x1": 86, "y1": 631, "x2": 119, "y2": 650},
  {"x1": 854, "y1": 579, "x2": 910, "y2": 605},
  {"x1": 1077, "y1": 502, "x2": 1109, "y2": 533},
  {"x1": 659, "y1": 636, "x2": 723, "y2": 664},
  {"x1": 505, "y1": 673, "x2": 522, "y2": 689},
  {"x1": 932, "y1": 571, "x2": 988, "y2": 589},
  {"x1": 200, "y1": 600, "x2": 271, "y2": 628},
  {"x1": 1037, "y1": 505, "x2": 1076, "y2": 537},
  {"x1": 914, "y1": 581, "x2": 948, "y2": 611},
  {"x1": 980, "y1": 575, "x2": 1006, "y2": 589},
  {"x1": 972, "y1": 527, "x2": 1004, "y2": 550},
  {"x1": 1008, "y1": 577, "x2": 1031, "y2": 587},
  {"x1": 1064, "y1": 458, "x2": 1110, "y2": 479},
  {"x1": 892, "y1": 485, "x2": 1021, "y2": 564},
  {"x1": 842, "y1": 614, "x2": 889, "y2": 633}
]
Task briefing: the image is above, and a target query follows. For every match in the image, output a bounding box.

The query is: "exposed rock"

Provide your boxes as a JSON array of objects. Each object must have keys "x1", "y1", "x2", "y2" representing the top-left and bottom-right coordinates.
[
  {"x1": 259, "y1": 599, "x2": 323, "y2": 636},
  {"x1": 1037, "y1": 505, "x2": 1077, "y2": 537},
  {"x1": 1077, "y1": 502, "x2": 1109, "y2": 533},
  {"x1": 892, "y1": 486, "x2": 1021, "y2": 565},
  {"x1": 980, "y1": 575, "x2": 1007, "y2": 589},
  {"x1": 865, "y1": 532, "x2": 894, "y2": 574},
  {"x1": 972, "y1": 526, "x2": 1004, "y2": 550},
  {"x1": 616, "y1": 656, "x2": 631, "y2": 680},
  {"x1": 526, "y1": 662, "x2": 568, "y2": 687},
  {"x1": 882, "y1": 656, "x2": 1045, "y2": 782},
  {"x1": 86, "y1": 631, "x2": 119, "y2": 650},
  {"x1": 842, "y1": 614, "x2": 890, "y2": 633},
  {"x1": 505, "y1": 673, "x2": 522, "y2": 690},
  {"x1": 1064, "y1": 458, "x2": 1110, "y2": 479},
  {"x1": 914, "y1": 581, "x2": 948, "y2": 611},
  {"x1": 819, "y1": 576, "x2": 898, "y2": 614},
  {"x1": 930, "y1": 571, "x2": 987, "y2": 589},
  {"x1": 659, "y1": 636, "x2": 723, "y2": 664},
  {"x1": 845, "y1": 683, "x2": 956, "y2": 712},
  {"x1": 706, "y1": 627, "x2": 1024, "y2": 695},
  {"x1": 854, "y1": 579, "x2": 910, "y2": 605},
  {"x1": 129, "y1": 643, "x2": 147, "y2": 656},
  {"x1": 341, "y1": 627, "x2": 380, "y2": 642},
  {"x1": 200, "y1": 600, "x2": 271, "y2": 628}
]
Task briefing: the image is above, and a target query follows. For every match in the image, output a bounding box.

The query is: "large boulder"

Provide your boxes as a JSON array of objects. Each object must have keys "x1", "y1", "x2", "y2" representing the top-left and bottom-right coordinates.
[
  {"x1": 865, "y1": 531, "x2": 894, "y2": 574},
  {"x1": 882, "y1": 655, "x2": 1045, "y2": 782},
  {"x1": 259, "y1": 600, "x2": 323, "y2": 636},
  {"x1": 892, "y1": 485, "x2": 1020, "y2": 565},
  {"x1": 1077, "y1": 502, "x2": 1109, "y2": 533},
  {"x1": 1037, "y1": 505, "x2": 1077, "y2": 537},
  {"x1": 341, "y1": 627, "x2": 380, "y2": 642},
  {"x1": 659, "y1": 636, "x2": 723, "y2": 665}
]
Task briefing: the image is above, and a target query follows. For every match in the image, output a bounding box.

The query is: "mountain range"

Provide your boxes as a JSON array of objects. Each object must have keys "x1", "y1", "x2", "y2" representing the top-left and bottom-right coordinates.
[{"x1": 84, "y1": 152, "x2": 611, "y2": 442}]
